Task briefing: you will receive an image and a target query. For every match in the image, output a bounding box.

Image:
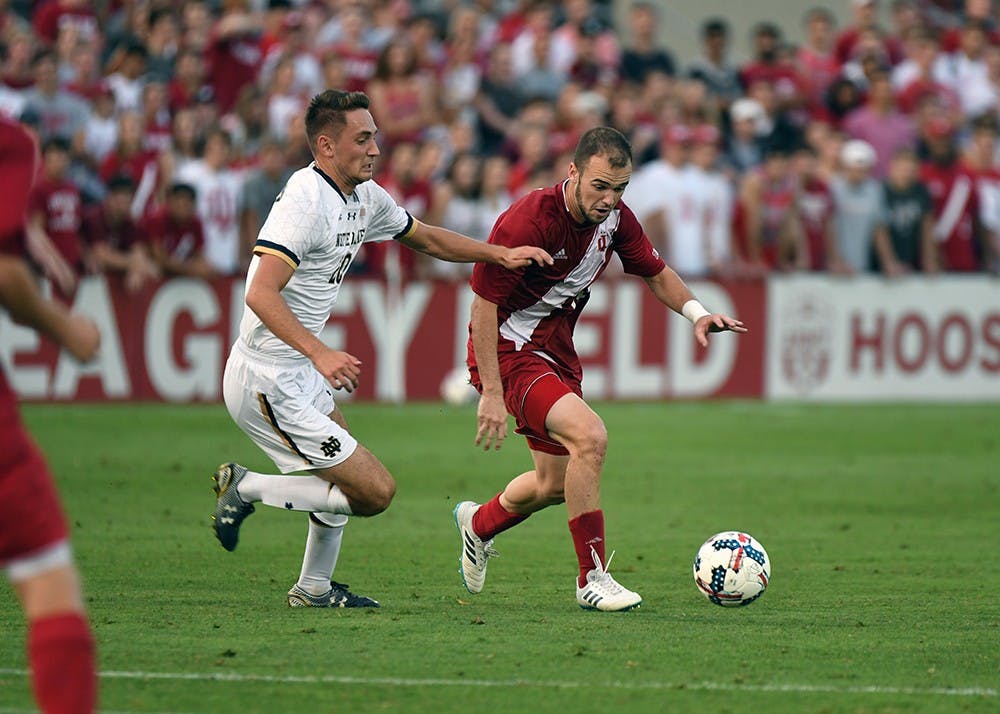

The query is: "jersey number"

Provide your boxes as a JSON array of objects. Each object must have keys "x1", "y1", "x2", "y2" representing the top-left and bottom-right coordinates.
[{"x1": 329, "y1": 254, "x2": 352, "y2": 284}]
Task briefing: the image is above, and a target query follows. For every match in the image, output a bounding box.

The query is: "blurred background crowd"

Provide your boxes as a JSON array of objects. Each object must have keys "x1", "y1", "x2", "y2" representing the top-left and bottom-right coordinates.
[{"x1": 3, "y1": 0, "x2": 999, "y2": 295}]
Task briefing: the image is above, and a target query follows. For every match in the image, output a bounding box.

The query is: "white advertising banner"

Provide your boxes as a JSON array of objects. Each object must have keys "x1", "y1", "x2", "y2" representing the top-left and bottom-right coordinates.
[{"x1": 767, "y1": 275, "x2": 1000, "y2": 400}]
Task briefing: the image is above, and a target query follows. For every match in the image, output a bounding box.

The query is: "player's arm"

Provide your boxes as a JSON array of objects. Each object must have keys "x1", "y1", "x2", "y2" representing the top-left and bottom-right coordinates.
[
  {"x1": 24, "y1": 211, "x2": 77, "y2": 295},
  {"x1": 399, "y1": 220, "x2": 553, "y2": 270},
  {"x1": 0, "y1": 254, "x2": 99, "y2": 362},
  {"x1": 245, "y1": 253, "x2": 362, "y2": 392},
  {"x1": 643, "y1": 266, "x2": 747, "y2": 348},
  {"x1": 470, "y1": 294, "x2": 507, "y2": 451}
]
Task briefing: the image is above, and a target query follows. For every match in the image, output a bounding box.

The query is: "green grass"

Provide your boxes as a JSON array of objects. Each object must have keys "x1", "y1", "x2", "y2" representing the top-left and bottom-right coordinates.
[{"x1": 1, "y1": 402, "x2": 998, "y2": 713}]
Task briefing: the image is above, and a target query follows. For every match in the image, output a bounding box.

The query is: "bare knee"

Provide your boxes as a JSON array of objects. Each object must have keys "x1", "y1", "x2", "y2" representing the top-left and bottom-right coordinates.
[
  {"x1": 564, "y1": 419, "x2": 607, "y2": 463},
  {"x1": 351, "y1": 474, "x2": 396, "y2": 516}
]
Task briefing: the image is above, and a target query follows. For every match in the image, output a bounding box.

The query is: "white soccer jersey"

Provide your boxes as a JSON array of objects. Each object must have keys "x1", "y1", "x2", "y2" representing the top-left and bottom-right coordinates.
[{"x1": 239, "y1": 163, "x2": 416, "y2": 360}]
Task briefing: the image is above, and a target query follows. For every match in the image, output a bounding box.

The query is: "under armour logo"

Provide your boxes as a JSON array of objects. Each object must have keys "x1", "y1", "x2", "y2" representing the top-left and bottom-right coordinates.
[
  {"x1": 346, "y1": 211, "x2": 357, "y2": 221},
  {"x1": 285, "y1": 502, "x2": 293, "y2": 510},
  {"x1": 220, "y1": 517, "x2": 235, "y2": 525},
  {"x1": 223, "y1": 505, "x2": 239, "y2": 513},
  {"x1": 586, "y1": 536, "x2": 603, "y2": 545}
]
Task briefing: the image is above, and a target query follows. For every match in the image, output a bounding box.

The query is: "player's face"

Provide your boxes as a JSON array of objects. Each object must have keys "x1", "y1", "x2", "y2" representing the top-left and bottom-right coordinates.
[
  {"x1": 331, "y1": 109, "x2": 380, "y2": 185},
  {"x1": 569, "y1": 153, "x2": 631, "y2": 225}
]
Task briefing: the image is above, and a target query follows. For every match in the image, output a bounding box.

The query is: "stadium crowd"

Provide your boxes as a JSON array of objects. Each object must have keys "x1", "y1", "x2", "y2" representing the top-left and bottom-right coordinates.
[{"x1": 3, "y1": 0, "x2": 999, "y2": 294}]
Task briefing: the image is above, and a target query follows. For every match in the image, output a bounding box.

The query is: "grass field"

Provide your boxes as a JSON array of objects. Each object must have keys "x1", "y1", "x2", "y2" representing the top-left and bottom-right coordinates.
[{"x1": 0, "y1": 401, "x2": 998, "y2": 713}]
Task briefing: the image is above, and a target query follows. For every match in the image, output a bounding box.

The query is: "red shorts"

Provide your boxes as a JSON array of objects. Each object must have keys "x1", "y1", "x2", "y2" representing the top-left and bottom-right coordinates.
[
  {"x1": 470, "y1": 350, "x2": 580, "y2": 455},
  {"x1": 0, "y1": 421, "x2": 69, "y2": 565}
]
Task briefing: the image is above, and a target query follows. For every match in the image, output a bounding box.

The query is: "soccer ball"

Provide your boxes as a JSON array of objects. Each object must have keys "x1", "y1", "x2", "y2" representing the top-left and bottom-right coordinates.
[
  {"x1": 440, "y1": 367, "x2": 478, "y2": 406},
  {"x1": 693, "y1": 531, "x2": 771, "y2": 607}
]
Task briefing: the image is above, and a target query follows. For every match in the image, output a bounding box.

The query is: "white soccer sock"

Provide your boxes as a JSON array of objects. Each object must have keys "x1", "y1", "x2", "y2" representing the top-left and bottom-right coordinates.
[
  {"x1": 236, "y1": 472, "x2": 353, "y2": 514},
  {"x1": 296, "y1": 513, "x2": 348, "y2": 596}
]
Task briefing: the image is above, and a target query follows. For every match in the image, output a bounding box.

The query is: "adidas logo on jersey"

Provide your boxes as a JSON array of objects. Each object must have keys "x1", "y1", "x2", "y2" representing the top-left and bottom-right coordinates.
[{"x1": 553, "y1": 249, "x2": 568, "y2": 260}]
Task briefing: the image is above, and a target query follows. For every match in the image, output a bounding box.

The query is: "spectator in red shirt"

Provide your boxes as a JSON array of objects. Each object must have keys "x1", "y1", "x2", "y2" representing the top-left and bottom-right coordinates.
[
  {"x1": 920, "y1": 118, "x2": 988, "y2": 271},
  {"x1": 145, "y1": 183, "x2": 215, "y2": 280},
  {"x1": 205, "y1": 0, "x2": 264, "y2": 114},
  {"x1": 168, "y1": 49, "x2": 213, "y2": 113},
  {"x1": 367, "y1": 38, "x2": 438, "y2": 152},
  {"x1": 740, "y1": 22, "x2": 804, "y2": 110},
  {"x1": 25, "y1": 137, "x2": 81, "y2": 295},
  {"x1": 99, "y1": 112, "x2": 160, "y2": 218},
  {"x1": 82, "y1": 175, "x2": 159, "y2": 291},
  {"x1": 797, "y1": 7, "x2": 840, "y2": 112},
  {"x1": 835, "y1": 0, "x2": 903, "y2": 66},
  {"x1": 32, "y1": 0, "x2": 98, "y2": 47}
]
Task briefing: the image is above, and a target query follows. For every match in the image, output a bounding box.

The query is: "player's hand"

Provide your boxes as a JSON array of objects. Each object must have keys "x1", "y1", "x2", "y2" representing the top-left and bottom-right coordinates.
[
  {"x1": 62, "y1": 314, "x2": 101, "y2": 362},
  {"x1": 475, "y1": 392, "x2": 508, "y2": 451},
  {"x1": 694, "y1": 314, "x2": 747, "y2": 348},
  {"x1": 315, "y1": 349, "x2": 362, "y2": 392},
  {"x1": 498, "y1": 246, "x2": 553, "y2": 270}
]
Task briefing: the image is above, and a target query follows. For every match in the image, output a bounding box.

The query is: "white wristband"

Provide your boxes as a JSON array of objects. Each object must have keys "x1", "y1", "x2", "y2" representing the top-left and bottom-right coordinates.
[{"x1": 681, "y1": 299, "x2": 711, "y2": 324}]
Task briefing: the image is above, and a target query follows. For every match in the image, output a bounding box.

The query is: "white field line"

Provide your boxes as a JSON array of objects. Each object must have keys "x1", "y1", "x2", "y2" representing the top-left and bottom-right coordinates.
[{"x1": 0, "y1": 668, "x2": 996, "y2": 698}]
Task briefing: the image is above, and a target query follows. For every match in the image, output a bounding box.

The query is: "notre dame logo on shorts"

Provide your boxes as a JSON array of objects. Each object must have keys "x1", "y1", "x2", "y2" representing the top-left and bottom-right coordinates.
[{"x1": 321, "y1": 436, "x2": 342, "y2": 458}]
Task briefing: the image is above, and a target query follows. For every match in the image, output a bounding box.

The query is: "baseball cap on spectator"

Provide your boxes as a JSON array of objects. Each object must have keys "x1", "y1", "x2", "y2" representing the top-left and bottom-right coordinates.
[
  {"x1": 692, "y1": 124, "x2": 720, "y2": 145},
  {"x1": 925, "y1": 117, "x2": 955, "y2": 140},
  {"x1": 662, "y1": 124, "x2": 692, "y2": 145},
  {"x1": 730, "y1": 98, "x2": 764, "y2": 123},
  {"x1": 841, "y1": 139, "x2": 877, "y2": 167}
]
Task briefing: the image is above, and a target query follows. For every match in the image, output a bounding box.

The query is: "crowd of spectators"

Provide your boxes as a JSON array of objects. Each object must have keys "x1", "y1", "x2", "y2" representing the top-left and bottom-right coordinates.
[{"x1": 3, "y1": 0, "x2": 999, "y2": 294}]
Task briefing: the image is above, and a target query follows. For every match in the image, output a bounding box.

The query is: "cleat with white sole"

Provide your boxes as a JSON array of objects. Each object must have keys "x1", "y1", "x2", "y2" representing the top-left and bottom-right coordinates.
[
  {"x1": 453, "y1": 501, "x2": 498, "y2": 594},
  {"x1": 575, "y1": 547, "x2": 642, "y2": 612},
  {"x1": 287, "y1": 581, "x2": 380, "y2": 608}
]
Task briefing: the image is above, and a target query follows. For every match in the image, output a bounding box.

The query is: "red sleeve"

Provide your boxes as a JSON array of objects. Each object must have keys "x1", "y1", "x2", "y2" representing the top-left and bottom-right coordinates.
[
  {"x1": 470, "y1": 203, "x2": 544, "y2": 304},
  {"x1": 0, "y1": 121, "x2": 38, "y2": 247},
  {"x1": 613, "y1": 202, "x2": 666, "y2": 277}
]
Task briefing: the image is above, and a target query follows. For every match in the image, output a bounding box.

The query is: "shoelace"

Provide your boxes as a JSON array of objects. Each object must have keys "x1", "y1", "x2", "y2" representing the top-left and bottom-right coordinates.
[
  {"x1": 483, "y1": 540, "x2": 500, "y2": 559},
  {"x1": 588, "y1": 545, "x2": 623, "y2": 594}
]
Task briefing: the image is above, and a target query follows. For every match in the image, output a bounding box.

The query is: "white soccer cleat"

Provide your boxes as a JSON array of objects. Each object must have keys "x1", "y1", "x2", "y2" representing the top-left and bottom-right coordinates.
[
  {"x1": 453, "y1": 501, "x2": 498, "y2": 594},
  {"x1": 575, "y1": 547, "x2": 642, "y2": 612}
]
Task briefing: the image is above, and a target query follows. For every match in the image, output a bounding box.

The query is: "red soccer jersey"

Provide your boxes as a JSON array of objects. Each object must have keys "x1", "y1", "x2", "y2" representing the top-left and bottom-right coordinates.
[
  {"x1": 468, "y1": 182, "x2": 665, "y2": 379},
  {"x1": 28, "y1": 177, "x2": 83, "y2": 269},
  {"x1": 143, "y1": 208, "x2": 205, "y2": 260},
  {"x1": 920, "y1": 160, "x2": 981, "y2": 272}
]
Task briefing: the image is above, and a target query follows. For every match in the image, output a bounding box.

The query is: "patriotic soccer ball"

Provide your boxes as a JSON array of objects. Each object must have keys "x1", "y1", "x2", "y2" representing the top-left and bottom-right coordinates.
[{"x1": 693, "y1": 531, "x2": 771, "y2": 607}]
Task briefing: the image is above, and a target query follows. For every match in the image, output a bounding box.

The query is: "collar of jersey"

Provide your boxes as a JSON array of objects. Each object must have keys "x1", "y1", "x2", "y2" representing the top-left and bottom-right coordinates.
[{"x1": 312, "y1": 164, "x2": 358, "y2": 205}]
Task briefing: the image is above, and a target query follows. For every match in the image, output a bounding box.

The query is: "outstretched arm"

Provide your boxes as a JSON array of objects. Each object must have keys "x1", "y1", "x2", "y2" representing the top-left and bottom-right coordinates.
[
  {"x1": 0, "y1": 255, "x2": 99, "y2": 361},
  {"x1": 470, "y1": 295, "x2": 507, "y2": 451},
  {"x1": 245, "y1": 254, "x2": 362, "y2": 392},
  {"x1": 399, "y1": 221, "x2": 553, "y2": 270},
  {"x1": 643, "y1": 266, "x2": 747, "y2": 347}
]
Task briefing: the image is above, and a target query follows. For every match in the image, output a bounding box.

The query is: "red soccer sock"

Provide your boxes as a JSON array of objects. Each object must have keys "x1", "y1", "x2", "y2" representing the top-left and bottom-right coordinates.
[
  {"x1": 569, "y1": 510, "x2": 606, "y2": 588},
  {"x1": 471, "y1": 492, "x2": 529, "y2": 540},
  {"x1": 28, "y1": 612, "x2": 96, "y2": 714}
]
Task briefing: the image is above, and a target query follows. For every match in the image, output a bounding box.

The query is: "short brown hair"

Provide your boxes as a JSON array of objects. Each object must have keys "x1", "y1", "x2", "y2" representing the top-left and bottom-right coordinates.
[
  {"x1": 573, "y1": 126, "x2": 632, "y2": 173},
  {"x1": 305, "y1": 90, "x2": 370, "y2": 151}
]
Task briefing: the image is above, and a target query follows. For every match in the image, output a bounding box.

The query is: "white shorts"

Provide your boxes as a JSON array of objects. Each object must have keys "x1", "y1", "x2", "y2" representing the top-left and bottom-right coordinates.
[{"x1": 223, "y1": 342, "x2": 358, "y2": 474}]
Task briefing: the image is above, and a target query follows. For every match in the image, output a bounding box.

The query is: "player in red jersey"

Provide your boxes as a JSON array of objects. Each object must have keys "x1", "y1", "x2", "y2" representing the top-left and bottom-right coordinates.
[
  {"x1": 453, "y1": 127, "x2": 746, "y2": 611},
  {"x1": 0, "y1": 116, "x2": 98, "y2": 713}
]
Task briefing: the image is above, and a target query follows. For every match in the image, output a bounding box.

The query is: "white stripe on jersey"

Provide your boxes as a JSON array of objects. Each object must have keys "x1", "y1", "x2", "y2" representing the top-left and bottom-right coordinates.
[
  {"x1": 499, "y1": 210, "x2": 619, "y2": 350},
  {"x1": 238, "y1": 163, "x2": 411, "y2": 360}
]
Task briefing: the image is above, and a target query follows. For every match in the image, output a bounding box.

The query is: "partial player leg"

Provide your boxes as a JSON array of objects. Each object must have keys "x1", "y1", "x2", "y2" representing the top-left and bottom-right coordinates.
[
  {"x1": 8, "y1": 549, "x2": 96, "y2": 714},
  {"x1": 545, "y1": 394, "x2": 641, "y2": 612}
]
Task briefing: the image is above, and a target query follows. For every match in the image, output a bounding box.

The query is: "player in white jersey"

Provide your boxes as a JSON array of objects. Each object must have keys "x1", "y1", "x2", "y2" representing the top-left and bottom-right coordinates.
[{"x1": 212, "y1": 90, "x2": 552, "y2": 608}]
